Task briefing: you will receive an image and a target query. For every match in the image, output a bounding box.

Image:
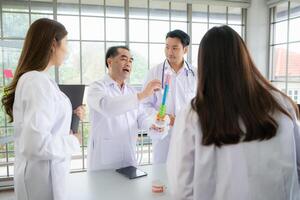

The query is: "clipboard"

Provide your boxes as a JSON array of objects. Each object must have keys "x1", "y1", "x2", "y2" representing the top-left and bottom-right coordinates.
[{"x1": 58, "y1": 84, "x2": 85, "y2": 133}]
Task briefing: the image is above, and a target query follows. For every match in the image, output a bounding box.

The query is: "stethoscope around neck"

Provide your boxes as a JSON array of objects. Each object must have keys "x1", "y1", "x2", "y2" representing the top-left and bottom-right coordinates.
[{"x1": 161, "y1": 59, "x2": 195, "y2": 88}]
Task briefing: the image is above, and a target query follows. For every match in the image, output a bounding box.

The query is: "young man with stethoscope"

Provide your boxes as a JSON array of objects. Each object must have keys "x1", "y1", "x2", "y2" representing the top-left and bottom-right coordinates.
[{"x1": 143, "y1": 29, "x2": 197, "y2": 164}]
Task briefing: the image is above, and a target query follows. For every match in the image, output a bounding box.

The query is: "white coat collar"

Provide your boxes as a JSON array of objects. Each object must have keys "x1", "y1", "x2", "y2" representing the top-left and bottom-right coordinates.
[
  {"x1": 103, "y1": 74, "x2": 128, "y2": 89},
  {"x1": 163, "y1": 59, "x2": 189, "y2": 75},
  {"x1": 40, "y1": 70, "x2": 63, "y2": 93}
]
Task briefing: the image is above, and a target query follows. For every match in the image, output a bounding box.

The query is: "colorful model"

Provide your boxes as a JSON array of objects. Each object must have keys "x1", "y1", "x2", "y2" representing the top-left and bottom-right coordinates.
[{"x1": 155, "y1": 74, "x2": 171, "y2": 128}]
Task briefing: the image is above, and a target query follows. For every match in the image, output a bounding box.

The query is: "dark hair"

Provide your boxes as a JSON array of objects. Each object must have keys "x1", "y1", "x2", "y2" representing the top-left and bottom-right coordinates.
[
  {"x1": 1, "y1": 18, "x2": 68, "y2": 122},
  {"x1": 166, "y1": 29, "x2": 190, "y2": 47},
  {"x1": 105, "y1": 46, "x2": 129, "y2": 68},
  {"x1": 192, "y1": 25, "x2": 299, "y2": 147}
]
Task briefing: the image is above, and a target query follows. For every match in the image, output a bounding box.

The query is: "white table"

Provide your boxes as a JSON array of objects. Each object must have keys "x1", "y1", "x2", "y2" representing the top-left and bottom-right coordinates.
[{"x1": 67, "y1": 164, "x2": 171, "y2": 200}]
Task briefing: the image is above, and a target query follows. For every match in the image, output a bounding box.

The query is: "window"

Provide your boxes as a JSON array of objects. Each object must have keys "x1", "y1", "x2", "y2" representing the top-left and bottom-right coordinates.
[
  {"x1": 269, "y1": 1, "x2": 300, "y2": 104},
  {"x1": 191, "y1": 4, "x2": 246, "y2": 67},
  {"x1": 0, "y1": 0, "x2": 30, "y2": 187}
]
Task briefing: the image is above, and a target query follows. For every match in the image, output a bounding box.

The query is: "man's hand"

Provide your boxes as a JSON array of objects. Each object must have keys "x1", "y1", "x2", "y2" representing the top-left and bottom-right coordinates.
[
  {"x1": 150, "y1": 124, "x2": 165, "y2": 132},
  {"x1": 167, "y1": 114, "x2": 175, "y2": 127},
  {"x1": 137, "y1": 79, "x2": 161, "y2": 100}
]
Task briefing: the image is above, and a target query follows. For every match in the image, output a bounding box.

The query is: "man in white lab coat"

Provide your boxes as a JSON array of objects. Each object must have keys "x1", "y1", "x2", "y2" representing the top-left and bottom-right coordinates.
[
  {"x1": 143, "y1": 30, "x2": 197, "y2": 164},
  {"x1": 87, "y1": 46, "x2": 161, "y2": 171}
]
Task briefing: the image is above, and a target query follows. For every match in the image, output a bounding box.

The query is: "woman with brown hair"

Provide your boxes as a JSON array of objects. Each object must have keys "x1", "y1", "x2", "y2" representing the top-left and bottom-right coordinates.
[
  {"x1": 167, "y1": 25, "x2": 300, "y2": 200},
  {"x1": 1, "y1": 18, "x2": 83, "y2": 200}
]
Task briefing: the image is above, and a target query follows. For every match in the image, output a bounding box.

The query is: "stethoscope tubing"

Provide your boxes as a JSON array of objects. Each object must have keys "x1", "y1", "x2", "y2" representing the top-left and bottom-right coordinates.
[{"x1": 161, "y1": 59, "x2": 194, "y2": 88}]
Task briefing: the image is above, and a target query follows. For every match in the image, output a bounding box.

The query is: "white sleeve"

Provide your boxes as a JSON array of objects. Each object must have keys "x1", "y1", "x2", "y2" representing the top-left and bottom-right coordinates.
[
  {"x1": 295, "y1": 118, "x2": 300, "y2": 183},
  {"x1": 281, "y1": 95, "x2": 300, "y2": 184},
  {"x1": 137, "y1": 103, "x2": 153, "y2": 130},
  {"x1": 291, "y1": 106, "x2": 300, "y2": 183},
  {"x1": 87, "y1": 81, "x2": 139, "y2": 117},
  {"x1": 280, "y1": 95, "x2": 300, "y2": 183},
  {"x1": 19, "y1": 76, "x2": 79, "y2": 161},
  {"x1": 167, "y1": 106, "x2": 195, "y2": 200}
]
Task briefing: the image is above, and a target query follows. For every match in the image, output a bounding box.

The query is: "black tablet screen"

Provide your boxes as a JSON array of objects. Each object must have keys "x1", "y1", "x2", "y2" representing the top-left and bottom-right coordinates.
[{"x1": 116, "y1": 166, "x2": 147, "y2": 179}]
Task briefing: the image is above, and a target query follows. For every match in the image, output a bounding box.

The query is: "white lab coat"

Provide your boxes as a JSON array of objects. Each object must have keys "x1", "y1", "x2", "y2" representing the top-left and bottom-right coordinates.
[
  {"x1": 143, "y1": 60, "x2": 197, "y2": 163},
  {"x1": 87, "y1": 74, "x2": 150, "y2": 171},
  {"x1": 13, "y1": 71, "x2": 80, "y2": 200},
  {"x1": 167, "y1": 93, "x2": 300, "y2": 200}
]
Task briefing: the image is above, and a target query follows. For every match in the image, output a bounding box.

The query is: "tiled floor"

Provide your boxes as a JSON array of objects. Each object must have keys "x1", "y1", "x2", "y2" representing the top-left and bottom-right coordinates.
[{"x1": 0, "y1": 190, "x2": 14, "y2": 200}]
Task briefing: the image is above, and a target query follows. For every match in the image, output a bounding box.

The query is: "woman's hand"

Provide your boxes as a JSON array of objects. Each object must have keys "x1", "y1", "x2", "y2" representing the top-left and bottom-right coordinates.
[
  {"x1": 70, "y1": 130, "x2": 82, "y2": 145},
  {"x1": 73, "y1": 105, "x2": 85, "y2": 121}
]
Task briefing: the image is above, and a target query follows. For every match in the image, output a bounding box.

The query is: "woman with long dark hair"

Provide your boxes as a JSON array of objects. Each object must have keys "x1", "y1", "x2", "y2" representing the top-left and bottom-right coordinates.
[
  {"x1": 1, "y1": 18, "x2": 83, "y2": 200},
  {"x1": 167, "y1": 25, "x2": 300, "y2": 200}
]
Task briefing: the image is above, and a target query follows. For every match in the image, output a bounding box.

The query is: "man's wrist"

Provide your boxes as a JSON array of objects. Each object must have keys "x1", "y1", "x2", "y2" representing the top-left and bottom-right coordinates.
[{"x1": 137, "y1": 92, "x2": 145, "y2": 101}]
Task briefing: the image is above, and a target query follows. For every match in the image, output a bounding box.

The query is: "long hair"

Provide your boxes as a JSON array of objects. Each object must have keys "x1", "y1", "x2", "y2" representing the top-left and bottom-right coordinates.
[
  {"x1": 1, "y1": 18, "x2": 68, "y2": 122},
  {"x1": 192, "y1": 25, "x2": 299, "y2": 147}
]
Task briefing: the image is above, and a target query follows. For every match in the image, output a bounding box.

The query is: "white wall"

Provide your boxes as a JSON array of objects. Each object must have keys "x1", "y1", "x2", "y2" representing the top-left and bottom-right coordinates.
[{"x1": 246, "y1": 0, "x2": 270, "y2": 77}]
